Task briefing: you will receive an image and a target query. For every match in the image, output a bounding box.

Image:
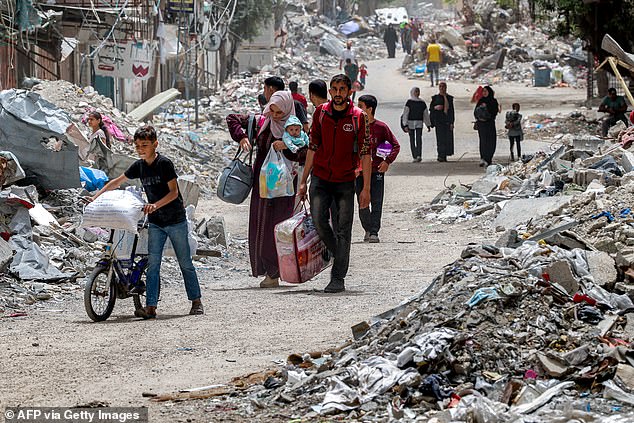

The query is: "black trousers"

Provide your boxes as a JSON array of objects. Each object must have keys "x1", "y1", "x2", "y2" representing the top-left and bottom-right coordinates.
[
  {"x1": 509, "y1": 135, "x2": 521, "y2": 159},
  {"x1": 355, "y1": 173, "x2": 385, "y2": 236},
  {"x1": 409, "y1": 128, "x2": 423, "y2": 159}
]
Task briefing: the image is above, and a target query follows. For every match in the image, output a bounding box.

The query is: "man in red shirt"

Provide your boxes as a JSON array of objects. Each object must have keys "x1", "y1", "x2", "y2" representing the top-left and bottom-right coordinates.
[
  {"x1": 356, "y1": 94, "x2": 400, "y2": 243},
  {"x1": 298, "y1": 74, "x2": 371, "y2": 293},
  {"x1": 289, "y1": 81, "x2": 308, "y2": 110}
]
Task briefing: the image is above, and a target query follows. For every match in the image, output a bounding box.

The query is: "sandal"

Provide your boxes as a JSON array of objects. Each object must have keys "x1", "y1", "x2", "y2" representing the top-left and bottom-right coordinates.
[
  {"x1": 134, "y1": 307, "x2": 156, "y2": 320},
  {"x1": 189, "y1": 301, "x2": 204, "y2": 315}
]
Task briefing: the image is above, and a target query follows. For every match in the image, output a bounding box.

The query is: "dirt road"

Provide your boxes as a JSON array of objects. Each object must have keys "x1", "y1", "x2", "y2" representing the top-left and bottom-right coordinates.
[{"x1": 0, "y1": 56, "x2": 585, "y2": 421}]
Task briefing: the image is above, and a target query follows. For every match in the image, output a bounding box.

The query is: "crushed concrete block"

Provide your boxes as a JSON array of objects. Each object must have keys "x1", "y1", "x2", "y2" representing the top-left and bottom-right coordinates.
[
  {"x1": 616, "y1": 364, "x2": 634, "y2": 390},
  {"x1": 470, "y1": 179, "x2": 498, "y2": 196},
  {"x1": 544, "y1": 260, "x2": 579, "y2": 295},
  {"x1": 205, "y1": 217, "x2": 227, "y2": 247},
  {"x1": 494, "y1": 197, "x2": 571, "y2": 230},
  {"x1": 616, "y1": 249, "x2": 634, "y2": 268},
  {"x1": 586, "y1": 251, "x2": 617, "y2": 286},
  {"x1": 622, "y1": 152, "x2": 634, "y2": 173},
  {"x1": 0, "y1": 237, "x2": 13, "y2": 271},
  {"x1": 495, "y1": 229, "x2": 518, "y2": 247},
  {"x1": 537, "y1": 353, "x2": 569, "y2": 378}
]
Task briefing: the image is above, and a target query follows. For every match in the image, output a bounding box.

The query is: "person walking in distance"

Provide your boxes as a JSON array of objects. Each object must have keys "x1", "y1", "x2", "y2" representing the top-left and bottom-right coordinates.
[
  {"x1": 383, "y1": 24, "x2": 398, "y2": 59},
  {"x1": 356, "y1": 94, "x2": 400, "y2": 243},
  {"x1": 339, "y1": 40, "x2": 358, "y2": 70},
  {"x1": 429, "y1": 81, "x2": 455, "y2": 162},
  {"x1": 298, "y1": 74, "x2": 371, "y2": 293},
  {"x1": 505, "y1": 102, "x2": 523, "y2": 162},
  {"x1": 474, "y1": 85, "x2": 500, "y2": 167},
  {"x1": 289, "y1": 81, "x2": 308, "y2": 110},
  {"x1": 426, "y1": 38, "x2": 442, "y2": 87},
  {"x1": 402, "y1": 87, "x2": 431, "y2": 162}
]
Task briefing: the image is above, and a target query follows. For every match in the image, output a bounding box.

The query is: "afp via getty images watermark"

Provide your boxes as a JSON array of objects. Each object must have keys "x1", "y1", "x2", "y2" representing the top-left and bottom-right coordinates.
[{"x1": 4, "y1": 407, "x2": 148, "y2": 423}]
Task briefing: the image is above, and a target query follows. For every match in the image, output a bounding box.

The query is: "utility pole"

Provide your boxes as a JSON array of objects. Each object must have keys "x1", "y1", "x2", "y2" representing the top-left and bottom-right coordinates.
[{"x1": 194, "y1": 2, "x2": 199, "y2": 129}]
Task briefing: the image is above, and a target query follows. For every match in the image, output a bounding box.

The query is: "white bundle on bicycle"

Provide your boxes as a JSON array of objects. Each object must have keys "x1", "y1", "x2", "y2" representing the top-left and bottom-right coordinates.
[{"x1": 81, "y1": 189, "x2": 145, "y2": 233}]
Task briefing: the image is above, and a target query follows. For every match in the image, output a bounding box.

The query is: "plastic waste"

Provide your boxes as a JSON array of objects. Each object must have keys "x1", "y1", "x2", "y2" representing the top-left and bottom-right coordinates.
[{"x1": 465, "y1": 287, "x2": 501, "y2": 307}]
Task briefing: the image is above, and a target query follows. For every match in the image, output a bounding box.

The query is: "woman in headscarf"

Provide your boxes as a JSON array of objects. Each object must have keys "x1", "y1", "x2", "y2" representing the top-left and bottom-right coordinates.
[
  {"x1": 473, "y1": 85, "x2": 500, "y2": 167},
  {"x1": 429, "y1": 81, "x2": 455, "y2": 162},
  {"x1": 226, "y1": 91, "x2": 306, "y2": 288},
  {"x1": 402, "y1": 87, "x2": 431, "y2": 162}
]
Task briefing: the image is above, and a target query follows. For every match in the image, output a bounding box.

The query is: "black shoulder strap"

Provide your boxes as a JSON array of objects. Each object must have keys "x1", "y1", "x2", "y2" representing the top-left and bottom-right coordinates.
[{"x1": 352, "y1": 114, "x2": 359, "y2": 154}]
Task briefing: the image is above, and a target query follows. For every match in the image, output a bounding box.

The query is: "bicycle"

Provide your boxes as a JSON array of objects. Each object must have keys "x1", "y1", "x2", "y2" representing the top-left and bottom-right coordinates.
[{"x1": 84, "y1": 223, "x2": 159, "y2": 322}]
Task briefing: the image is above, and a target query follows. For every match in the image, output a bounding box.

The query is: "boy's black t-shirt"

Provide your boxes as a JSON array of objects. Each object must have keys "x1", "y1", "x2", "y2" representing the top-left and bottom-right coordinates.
[{"x1": 124, "y1": 153, "x2": 186, "y2": 227}]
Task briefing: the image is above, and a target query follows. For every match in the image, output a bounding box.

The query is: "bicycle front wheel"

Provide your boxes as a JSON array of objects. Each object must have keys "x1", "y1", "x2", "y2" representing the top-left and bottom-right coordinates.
[{"x1": 84, "y1": 265, "x2": 116, "y2": 322}]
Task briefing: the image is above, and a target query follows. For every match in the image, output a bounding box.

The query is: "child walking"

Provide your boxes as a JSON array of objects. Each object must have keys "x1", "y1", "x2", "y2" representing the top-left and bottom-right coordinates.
[
  {"x1": 91, "y1": 126, "x2": 203, "y2": 319},
  {"x1": 356, "y1": 94, "x2": 400, "y2": 243},
  {"x1": 359, "y1": 64, "x2": 368, "y2": 87},
  {"x1": 505, "y1": 102, "x2": 523, "y2": 162}
]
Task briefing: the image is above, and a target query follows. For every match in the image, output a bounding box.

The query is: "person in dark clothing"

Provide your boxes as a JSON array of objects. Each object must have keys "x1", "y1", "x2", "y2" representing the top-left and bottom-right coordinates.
[
  {"x1": 383, "y1": 24, "x2": 398, "y2": 58},
  {"x1": 474, "y1": 85, "x2": 500, "y2": 167},
  {"x1": 402, "y1": 87, "x2": 431, "y2": 162},
  {"x1": 599, "y1": 87, "x2": 628, "y2": 136},
  {"x1": 91, "y1": 126, "x2": 203, "y2": 319},
  {"x1": 226, "y1": 91, "x2": 306, "y2": 288},
  {"x1": 356, "y1": 95, "x2": 400, "y2": 243},
  {"x1": 505, "y1": 102, "x2": 523, "y2": 162},
  {"x1": 429, "y1": 81, "x2": 455, "y2": 162},
  {"x1": 264, "y1": 76, "x2": 310, "y2": 133}
]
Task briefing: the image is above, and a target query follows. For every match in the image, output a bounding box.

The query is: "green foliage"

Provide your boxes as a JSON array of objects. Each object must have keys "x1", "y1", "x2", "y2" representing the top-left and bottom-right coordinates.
[
  {"x1": 534, "y1": 0, "x2": 634, "y2": 55},
  {"x1": 230, "y1": 0, "x2": 274, "y2": 42}
]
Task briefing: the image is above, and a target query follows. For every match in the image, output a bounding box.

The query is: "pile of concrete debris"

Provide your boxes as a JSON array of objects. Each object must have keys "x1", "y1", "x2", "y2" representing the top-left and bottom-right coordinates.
[
  {"x1": 0, "y1": 79, "x2": 238, "y2": 315},
  {"x1": 403, "y1": 21, "x2": 586, "y2": 87},
  {"x1": 153, "y1": 228, "x2": 634, "y2": 421},
  {"x1": 142, "y1": 129, "x2": 634, "y2": 420}
]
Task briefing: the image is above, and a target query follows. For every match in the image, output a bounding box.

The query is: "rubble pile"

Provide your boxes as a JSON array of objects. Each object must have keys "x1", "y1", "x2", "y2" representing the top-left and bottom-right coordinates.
[
  {"x1": 403, "y1": 21, "x2": 587, "y2": 87},
  {"x1": 30, "y1": 80, "x2": 227, "y2": 194},
  {"x1": 179, "y1": 241, "x2": 634, "y2": 421}
]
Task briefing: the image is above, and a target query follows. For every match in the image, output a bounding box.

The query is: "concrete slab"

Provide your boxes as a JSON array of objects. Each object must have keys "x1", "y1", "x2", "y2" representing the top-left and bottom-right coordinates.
[
  {"x1": 494, "y1": 196, "x2": 572, "y2": 229},
  {"x1": 586, "y1": 251, "x2": 617, "y2": 286},
  {"x1": 544, "y1": 260, "x2": 579, "y2": 295},
  {"x1": 0, "y1": 236, "x2": 13, "y2": 271}
]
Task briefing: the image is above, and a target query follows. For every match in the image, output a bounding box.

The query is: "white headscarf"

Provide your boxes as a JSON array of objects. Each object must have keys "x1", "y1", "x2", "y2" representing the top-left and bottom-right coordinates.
[
  {"x1": 409, "y1": 87, "x2": 423, "y2": 102},
  {"x1": 262, "y1": 91, "x2": 295, "y2": 138}
]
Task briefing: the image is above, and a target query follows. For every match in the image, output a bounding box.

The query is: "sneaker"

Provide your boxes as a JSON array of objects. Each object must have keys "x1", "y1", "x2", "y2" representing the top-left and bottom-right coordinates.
[
  {"x1": 479, "y1": 159, "x2": 486, "y2": 167},
  {"x1": 260, "y1": 275, "x2": 279, "y2": 288},
  {"x1": 412, "y1": 158, "x2": 418, "y2": 163},
  {"x1": 416, "y1": 157, "x2": 422, "y2": 163},
  {"x1": 364, "y1": 231, "x2": 370, "y2": 242},
  {"x1": 368, "y1": 234, "x2": 380, "y2": 243},
  {"x1": 324, "y1": 278, "x2": 345, "y2": 293}
]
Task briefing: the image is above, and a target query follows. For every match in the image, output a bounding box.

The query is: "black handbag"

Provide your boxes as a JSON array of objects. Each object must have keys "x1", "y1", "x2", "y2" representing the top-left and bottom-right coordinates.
[{"x1": 217, "y1": 116, "x2": 256, "y2": 204}]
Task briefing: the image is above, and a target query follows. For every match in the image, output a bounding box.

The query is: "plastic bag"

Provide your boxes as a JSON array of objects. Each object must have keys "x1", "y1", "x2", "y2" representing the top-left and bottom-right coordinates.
[
  {"x1": 259, "y1": 146, "x2": 294, "y2": 199},
  {"x1": 81, "y1": 189, "x2": 145, "y2": 233},
  {"x1": 275, "y1": 208, "x2": 331, "y2": 283},
  {"x1": 79, "y1": 166, "x2": 109, "y2": 192}
]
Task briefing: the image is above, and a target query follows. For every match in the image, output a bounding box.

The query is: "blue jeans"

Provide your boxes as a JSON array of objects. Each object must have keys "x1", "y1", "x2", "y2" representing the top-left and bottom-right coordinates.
[
  {"x1": 355, "y1": 173, "x2": 385, "y2": 236},
  {"x1": 310, "y1": 176, "x2": 355, "y2": 281},
  {"x1": 146, "y1": 220, "x2": 201, "y2": 307}
]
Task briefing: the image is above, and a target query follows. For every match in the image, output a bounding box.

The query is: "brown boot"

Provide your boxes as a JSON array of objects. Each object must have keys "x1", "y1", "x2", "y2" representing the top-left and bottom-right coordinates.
[{"x1": 260, "y1": 275, "x2": 279, "y2": 288}]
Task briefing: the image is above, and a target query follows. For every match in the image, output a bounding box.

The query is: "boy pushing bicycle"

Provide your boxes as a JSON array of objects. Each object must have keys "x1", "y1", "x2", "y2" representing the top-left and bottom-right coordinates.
[{"x1": 91, "y1": 126, "x2": 203, "y2": 319}]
